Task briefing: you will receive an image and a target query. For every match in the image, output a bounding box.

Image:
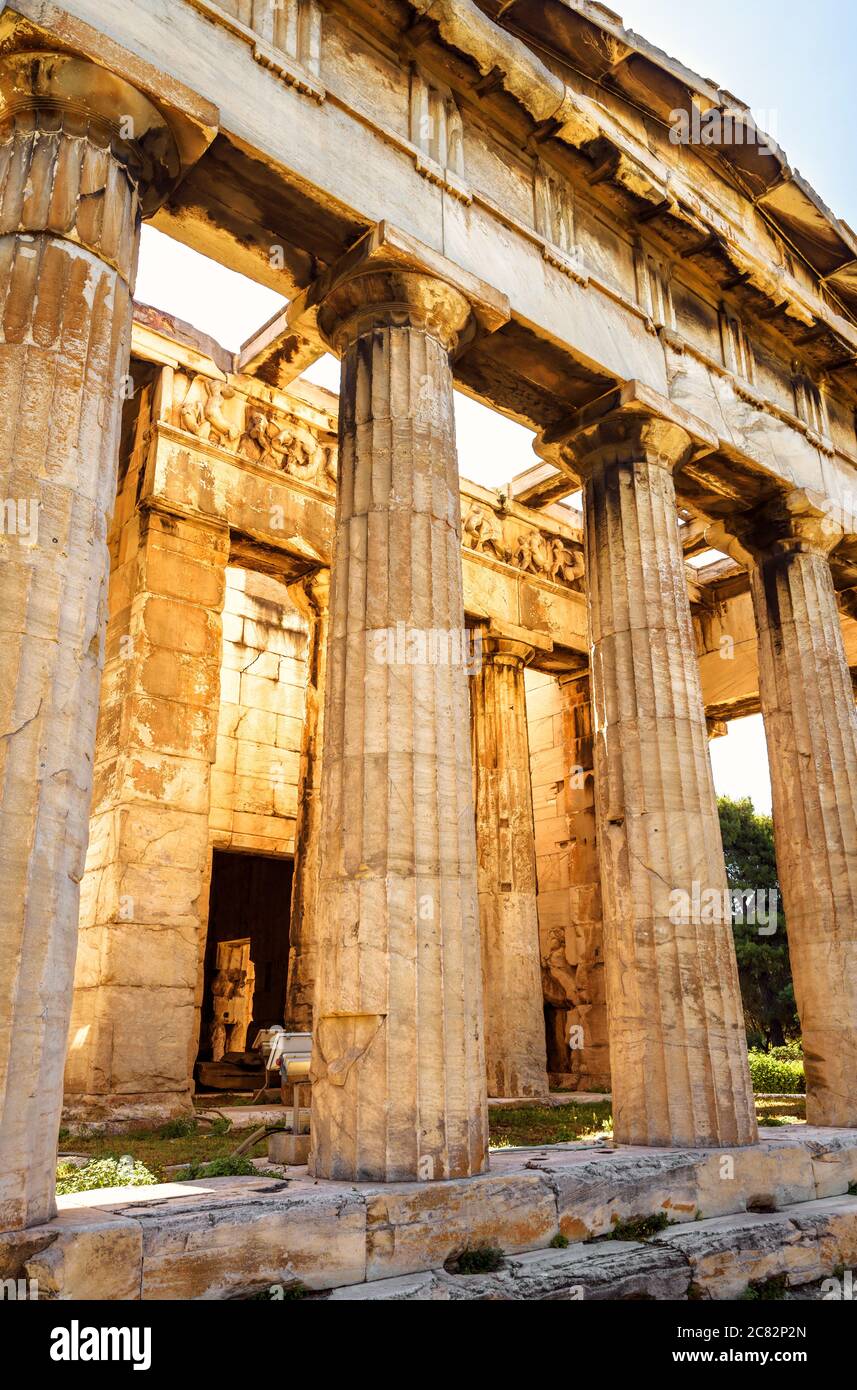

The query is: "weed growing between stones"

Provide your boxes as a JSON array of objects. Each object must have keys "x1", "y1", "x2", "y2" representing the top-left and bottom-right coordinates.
[
  {"x1": 741, "y1": 1274, "x2": 789, "y2": 1301},
  {"x1": 604, "y1": 1212, "x2": 671, "y2": 1241},
  {"x1": 447, "y1": 1244, "x2": 505, "y2": 1275}
]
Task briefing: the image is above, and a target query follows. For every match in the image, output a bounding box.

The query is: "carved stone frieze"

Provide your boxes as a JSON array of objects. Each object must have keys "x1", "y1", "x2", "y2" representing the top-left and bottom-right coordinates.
[
  {"x1": 461, "y1": 501, "x2": 584, "y2": 591},
  {"x1": 172, "y1": 371, "x2": 337, "y2": 488}
]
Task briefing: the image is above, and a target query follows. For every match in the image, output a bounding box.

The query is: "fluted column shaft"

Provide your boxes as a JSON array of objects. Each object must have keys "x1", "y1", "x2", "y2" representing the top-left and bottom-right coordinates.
[
  {"x1": 472, "y1": 635, "x2": 548, "y2": 1097},
  {"x1": 575, "y1": 415, "x2": 756, "y2": 1148},
  {"x1": 308, "y1": 263, "x2": 487, "y2": 1181},
  {"x1": 557, "y1": 670, "x2": 610, "y2": 1090},
  {"x1": 0, "y1": 53, "x2": 185, "y2": 1228},
  {"x1": 742, "y1": 498, "x2": 857, "y2": 1125},
  {"x1": 285, "y1": 568, "x2": 330, "y2": 1032}
]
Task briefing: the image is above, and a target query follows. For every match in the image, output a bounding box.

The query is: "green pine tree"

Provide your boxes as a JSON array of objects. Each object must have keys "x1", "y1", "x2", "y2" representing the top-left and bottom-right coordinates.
[{"x1": 717, "y1": 796, "x2": 799, "y2": 1048}]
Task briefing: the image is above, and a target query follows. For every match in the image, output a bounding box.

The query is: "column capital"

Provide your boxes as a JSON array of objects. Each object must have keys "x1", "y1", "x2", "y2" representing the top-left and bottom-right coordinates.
[
  {"x1": 473, "y1": 618, "x2": 552, "y2": 670},
  {"x1": 288, "y1": 220, "x2": 510, "y2": 354},
  {"x1": 0, "y1": 40, "x2": 216, "y2": 282},
  {"x1": 0, "y1": 12, "x2": 217, "y2": 211},
  {"x1": 707, "y1": 488, "x2": 845, "y2": 567},
  {"x1": 481, "y1": 635, "x2": 535, "y2": 669},
  {"x1": 545, "y1": 381, "x2": 717, "y2": 480}
]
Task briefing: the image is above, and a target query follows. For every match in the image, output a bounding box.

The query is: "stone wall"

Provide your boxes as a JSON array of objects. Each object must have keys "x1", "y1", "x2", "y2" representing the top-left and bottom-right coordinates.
[
  {"x1": 208, "y1": 567, "x2": 308, "y2": 857},
  {"x1": 64, "y1": 372, "x2": 231, "y2": 1127}
]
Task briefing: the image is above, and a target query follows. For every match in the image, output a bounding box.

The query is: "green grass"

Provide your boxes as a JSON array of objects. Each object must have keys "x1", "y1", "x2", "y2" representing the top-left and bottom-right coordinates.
[
  {"x1": 487, "y1": 1096, "x2": 805, "y2": 1149},
  {"x1": 488, "y1": 1102, "x2": 613, "y2": 1148},
  {"x1": 755, "y1": 1096, "x2": 806, "y2": 1125},
  {"x1": 182, "y1": 1155, "x2": 284, "y2": 1180},
  {"x1": 56, "y1": 1092, "x2": 810, "y2": 1181},
  {"x1": 58, "y1": 1119, "x2": 275, "y2": 1181}
]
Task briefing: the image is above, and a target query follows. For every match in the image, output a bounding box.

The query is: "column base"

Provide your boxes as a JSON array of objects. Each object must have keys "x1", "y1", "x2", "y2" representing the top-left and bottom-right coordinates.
[
  {"x1": 61, "y1": 1092, "x2": 193, "y2": 1137},
  {"x1": 488, "y1": 1087, "x2": 551, "y2": 1102}
]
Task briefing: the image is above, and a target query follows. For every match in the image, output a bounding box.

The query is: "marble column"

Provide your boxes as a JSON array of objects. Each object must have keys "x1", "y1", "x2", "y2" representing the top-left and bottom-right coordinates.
[
  {"x1": 471, "y1": 633, "x2": 548, "y2": 1098},
  {"x1": 285, "y1": 567, "x2": 330, "y2": 1032},
  {"x1": 557, "y1": 669, "x2": 610, "y2": 1091},
  {"x1": 303, "y1": 235, "x2": 505, "y2": 1181},
  {"x1": 567, "y1": 407, "x2": 757, "y2": 1148},
  {"x1": 721, "y1": 493, "x2": 857, "y2": 1127},
  {"x1": 0, "y1": 49, "x2": 212, "y2": 1228}
]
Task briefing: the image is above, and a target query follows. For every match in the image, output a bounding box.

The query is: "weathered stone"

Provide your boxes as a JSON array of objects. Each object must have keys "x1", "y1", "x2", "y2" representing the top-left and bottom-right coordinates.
[
  {"x1": 529, "y1": 667, "x2": 610, "y2": 1090},
  {"x1": 561, "y1": 394, "x2": 757, "y2": 1149},
  {"x1": 327, "y1": 1240, "x2": 690, "y2": 1300},
  {"x1": 3, "y1": 0, "x2": 857, "y2": 1269},
  {"x1": 303, "y1": 227, "x2": 508, "y2": 1183},
  {"x1": 124, "y1": 1182, "x2": 367, "y2": 1299},
  {"x1": 327, "y1": 1269, "x2": 455, "y2": 1300},
  {"x1": 0, "y1": 1136, "x2": 851, "y2": 1300},
  {"x1": 472, "y1": 631, "x2": 548, "y2": 1097},
  {"x1": 496, "y1": 1241, "x2": 690, "y2": 1301},
  {"x1": 659, "y1": 1197, "x2": 857, "y2": 1299},
  {"x1": 268, "y1": 1132, "x2": 311, "y2": 1166},
  {"x1": 540, "y1": 1149, "x2": 707, "y2": 1241},
  {"x1": 364, "y1": 1169, "x2": 558, "y2": 1280},
  {"x1": 284, "y1": 568, "x2": 329, "y2": 1030},
  {"x1": 717, "y1": 493, "x2": 857, "y2": 1128},
  {"x1": 0, "y1": 38, "x2": 214, "y2": 1229},
  {"x1": 0, "y1": 1206, "x2": 142, "y2": 1300}
]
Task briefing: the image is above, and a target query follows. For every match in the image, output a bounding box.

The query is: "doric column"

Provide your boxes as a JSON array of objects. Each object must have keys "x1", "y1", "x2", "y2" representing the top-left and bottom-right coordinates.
[
  {"x1": 292, "y1": 225, "x2": 508, "y2": 1181},
  {"x1": 285, "y1": 567, "x2": 330, "y2": 1032},
  {"x1": 563, "y1": 396, "x2": 757, "y2": 1148},
  {"x1": 471, "y1": 630, "x2": 548, "y2": 1098},
  {"x1": 0, "y1": 47, "x2": 214, "y2": 1229},
  {"x1": 556, "y1": 669, "x2": 610, "y2": 1091},
  {"x1": 715, "y1": 493, "x2": 857, "y2": 1127}
]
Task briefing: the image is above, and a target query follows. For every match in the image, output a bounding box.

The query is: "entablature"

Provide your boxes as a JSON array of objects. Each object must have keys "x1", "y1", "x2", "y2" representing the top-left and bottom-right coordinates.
[{"x1": 22, "y1": 0, "x2": 857, "y2": 539}]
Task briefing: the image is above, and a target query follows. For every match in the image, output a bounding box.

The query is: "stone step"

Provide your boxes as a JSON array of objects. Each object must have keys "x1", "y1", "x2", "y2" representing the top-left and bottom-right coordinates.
[
  {"x1": 6, "y1": 1131, "x2": 856, "y2": 1299},
  {"x1": 327, "y1": 1194, "x2": 857, "y2": 1301},
  {"x1": 657, "y1": 1194, "x2": 857, "y2": 1299},
  {"x1": 327, "y1": 1241, "x2": 689, "y2": 1301}
]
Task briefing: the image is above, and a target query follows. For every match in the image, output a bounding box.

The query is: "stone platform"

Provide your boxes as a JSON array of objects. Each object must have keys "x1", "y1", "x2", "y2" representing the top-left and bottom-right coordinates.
[{"x1": 2, "y1": 1127, "x2": 856, "y2": 1300}]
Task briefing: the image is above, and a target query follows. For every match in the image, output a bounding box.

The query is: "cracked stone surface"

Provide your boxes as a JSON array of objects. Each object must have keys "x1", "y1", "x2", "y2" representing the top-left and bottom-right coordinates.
[
  {"x1": 570, "y1": 412, "x2": 757, "y2": 1149},
  {"x1": 64, "y1": 512, "x2": 229, "y2": 1129},
  {"x1": 2, "y1": 1139, "x2": 853, "y2": 1299},
  {"x1": 0, "y1": 55, "x2": 158, "y2": 1230},
  {"x1": 731, "y1": 494, "x2": 857, "y2": 1128},
  {"x1": 308, "y1": 250, "x2": 490, "y2": 1182},
  {"x1": 284, "y1": 570, "x2": 329, "y2": 1032},
  {"x1": 472, "y1": 634, "x2": 548, "y2": 1098}
]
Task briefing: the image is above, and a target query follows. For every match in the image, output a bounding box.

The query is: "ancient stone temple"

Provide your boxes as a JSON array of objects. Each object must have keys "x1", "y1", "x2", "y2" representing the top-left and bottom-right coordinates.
[{"x1": 1, "y1": 0, "x2": 857, "y2": 1300}]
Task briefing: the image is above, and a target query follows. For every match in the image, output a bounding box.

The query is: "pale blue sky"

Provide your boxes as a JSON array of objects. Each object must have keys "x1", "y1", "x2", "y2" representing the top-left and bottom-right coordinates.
[
  {"x1": 624, "y1": 0, "x2": 855, "y2": 229},
  {"x1": 135, "y1": 1, "x2": 855, "y2": 816}
]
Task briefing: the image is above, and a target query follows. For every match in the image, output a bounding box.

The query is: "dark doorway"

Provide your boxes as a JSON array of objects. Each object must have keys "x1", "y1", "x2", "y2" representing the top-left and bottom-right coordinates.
[{"x1": 198, "y1": 849, "x2": 294, "y2": 1063}]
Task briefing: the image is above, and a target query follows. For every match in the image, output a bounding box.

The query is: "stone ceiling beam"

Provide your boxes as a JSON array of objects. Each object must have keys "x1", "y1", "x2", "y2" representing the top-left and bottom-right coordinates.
[{"x1": 237, "y1": 305, "x2": 325, "y2": 390}]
